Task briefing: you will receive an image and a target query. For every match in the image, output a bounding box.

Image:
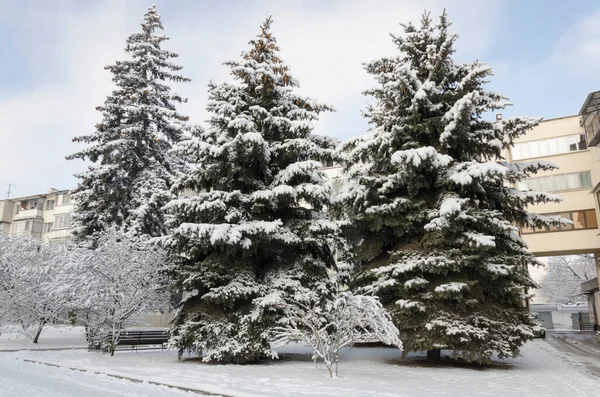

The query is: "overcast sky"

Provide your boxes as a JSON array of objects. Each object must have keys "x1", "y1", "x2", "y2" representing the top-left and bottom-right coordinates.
[{"x1": 1, "y1": 0, "x2": 600, "y2": 198}]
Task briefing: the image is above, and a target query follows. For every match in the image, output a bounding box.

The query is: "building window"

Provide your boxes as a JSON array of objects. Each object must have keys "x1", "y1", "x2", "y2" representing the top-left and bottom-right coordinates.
[
  {"x1": 54, "y1": 214, "x2": 71, "y2": 230},
  {"x1": 43, "y1": 222, "x2": 54, "y2": 233},
  {"x1": 13, "y1": 220, "x2": 31, "y2": 233},
  {"x1": 522, "y1": 209, "x2": 599, "y2": 234},
  {"x1": 46, "y1": 200, "x2": 55, "y2": 211},
  {"x1": 60, "y1": 194, "x2": 71, "y2": 205},
  {"x1": 512, "y1": 134, "x2": 588, "y2": 160},
  {"x1": 516, "y1": 171, "x2": 592, "y2": 192}
]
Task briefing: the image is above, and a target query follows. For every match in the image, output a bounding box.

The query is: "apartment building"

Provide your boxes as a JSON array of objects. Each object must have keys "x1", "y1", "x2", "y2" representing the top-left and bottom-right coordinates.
[
  {"x1": 577, "y1": 91, "x2": 600, "y2": 328},
  {"x1": 0, "y1": 188, "x2": 74, "y2": 242},
  {"x1": 508, "y1": 115, "x2": 600, "y2": 257}
]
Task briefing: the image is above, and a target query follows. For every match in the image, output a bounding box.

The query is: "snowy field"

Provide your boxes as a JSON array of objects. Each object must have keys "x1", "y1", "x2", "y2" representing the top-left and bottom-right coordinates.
[
  {"x1": 1, "y1": 330, "x2": 598, "y2": 397},
  {"x1": 1, "y1": 355, "x2": 191, "y2": 397},
  {"x1": 0, "y1": 326, "x2": 86, "y2": 351}
]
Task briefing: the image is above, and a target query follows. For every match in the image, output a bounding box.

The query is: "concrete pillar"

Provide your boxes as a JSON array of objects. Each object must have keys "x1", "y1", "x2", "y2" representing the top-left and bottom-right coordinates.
[{"x1": 593, "y1": 253, "x2": 600, "y2": 325}]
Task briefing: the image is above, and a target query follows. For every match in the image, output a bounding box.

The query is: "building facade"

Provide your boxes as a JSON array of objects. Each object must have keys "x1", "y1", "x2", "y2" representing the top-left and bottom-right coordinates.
[
  {"x1": 0, "y1": 188, "x2": 74, "y2": 242},
  {"x1": 505, "y1": 113, "x2": 600, "y2": 327},
  {"x1": 508, "y1": 115, "x2": 600, "y2": 257}
]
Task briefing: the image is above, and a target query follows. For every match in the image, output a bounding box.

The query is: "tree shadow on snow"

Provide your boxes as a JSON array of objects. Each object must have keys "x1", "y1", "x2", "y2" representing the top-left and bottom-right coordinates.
[{"x1": 387, "y1": 353, "x2": 514, "y2": 371}]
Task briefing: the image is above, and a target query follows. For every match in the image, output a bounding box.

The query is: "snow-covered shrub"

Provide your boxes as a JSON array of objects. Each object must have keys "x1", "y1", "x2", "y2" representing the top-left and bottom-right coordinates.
[{"x1": 267, "y1": 291, "x2": 402, "y2": 378}]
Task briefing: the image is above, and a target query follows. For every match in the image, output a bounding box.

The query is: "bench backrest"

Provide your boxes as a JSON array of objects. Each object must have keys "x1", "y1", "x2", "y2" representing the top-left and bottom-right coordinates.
[{"x1": 106, "y1": 330, "x2": 170, "y2": 345}]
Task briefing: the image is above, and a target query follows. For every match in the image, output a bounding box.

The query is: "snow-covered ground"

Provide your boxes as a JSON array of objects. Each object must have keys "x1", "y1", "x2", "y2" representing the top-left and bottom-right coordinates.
[
  {"x1": 3, "y1": 335, "x2": 598, "y2": 397},
  {"x1": 0, "y1": 326, "x2": 86, "y2": 351},
  {"x1": 0, "y1": 354, "x2": 192, "y2": 397}
]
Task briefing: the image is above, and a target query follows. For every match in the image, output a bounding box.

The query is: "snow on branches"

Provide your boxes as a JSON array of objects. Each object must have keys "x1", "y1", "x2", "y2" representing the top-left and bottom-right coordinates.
[
  {"x1": 0, "y1": 234, "x2": 81, "y2": 343},
  {"x1": 333, "y1": 10, "x2": 556, "y2": 363},
  {"x1": 161, "y1": 17, "x2": 337, "y2": 364},
  {"x1": 267, "y1": 290, "x2": 401, "y2": 378},
  {"x1": 66, "y1": 4, "x2": 189, "y2": 242},
  {"x1": 0, "y1": 232, "x2": 168, "y2": 351},
  {"x1": 75, "y1": 232, "x2": 170, "y2": 355}
]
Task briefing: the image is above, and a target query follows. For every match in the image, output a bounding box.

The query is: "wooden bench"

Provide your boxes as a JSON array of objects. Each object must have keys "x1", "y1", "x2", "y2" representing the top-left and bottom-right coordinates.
[{"x1": 99, "y1": 329, "x2": 170, "y2": 353}]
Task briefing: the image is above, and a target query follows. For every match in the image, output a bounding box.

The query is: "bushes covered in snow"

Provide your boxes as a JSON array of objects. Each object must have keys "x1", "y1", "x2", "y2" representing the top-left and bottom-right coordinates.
[{"x1": 268, "y1": 290, "x2": 401, "y2": 377}]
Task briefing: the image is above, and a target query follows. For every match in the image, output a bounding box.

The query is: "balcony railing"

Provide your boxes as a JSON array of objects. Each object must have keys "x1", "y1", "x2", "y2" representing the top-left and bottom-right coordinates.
[
  {"x1": 14, "y1": 208, "x2": 43, "y2": 219},
  {"x1": 581, "y1": 278, "x2": 599, "y2": 294}
]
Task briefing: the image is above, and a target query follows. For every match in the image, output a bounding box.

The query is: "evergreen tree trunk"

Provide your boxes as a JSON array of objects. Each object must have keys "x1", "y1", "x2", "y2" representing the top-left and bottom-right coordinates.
[{"x1": 427, "y1": 348, "x2": 441, "y2": 362}]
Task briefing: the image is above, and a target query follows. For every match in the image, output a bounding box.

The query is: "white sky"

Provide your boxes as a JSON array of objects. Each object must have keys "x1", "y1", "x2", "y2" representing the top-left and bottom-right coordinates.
[{"x1": 1, "y1": 0, "x2": 600, "y2": 197}]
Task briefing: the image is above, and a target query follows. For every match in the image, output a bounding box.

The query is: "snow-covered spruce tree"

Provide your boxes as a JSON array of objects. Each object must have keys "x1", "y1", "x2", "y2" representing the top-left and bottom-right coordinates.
[
  {"x1": 161, "y1": 17, "x2": 336, "y2": 364},
  {"x1": 66, "y1": 5, "x2": 189, "y2": 242},
  {"x1": 334, "y1": 12, "x2": 565, "y2": 363}
]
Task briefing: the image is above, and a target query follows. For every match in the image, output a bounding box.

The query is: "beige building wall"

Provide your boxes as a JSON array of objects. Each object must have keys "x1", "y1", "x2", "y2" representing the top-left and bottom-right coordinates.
[
  {"x1": 509, "y1": 115, "x2": 600, "y2": 257},
  {"x1": 0, "y1": 199, "x2": 15, "y2": 234}
]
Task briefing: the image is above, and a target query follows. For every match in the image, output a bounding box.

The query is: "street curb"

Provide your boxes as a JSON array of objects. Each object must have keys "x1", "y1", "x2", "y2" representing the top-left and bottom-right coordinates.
[{"x1": 18, "y1": 358, "x2": 232, "y2": 397}]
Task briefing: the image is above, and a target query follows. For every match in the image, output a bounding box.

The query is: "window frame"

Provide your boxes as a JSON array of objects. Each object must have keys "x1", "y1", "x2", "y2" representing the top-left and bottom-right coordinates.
[
  {"x1": 521, "y1": 209, "x2": 599, "y2": 234},
  {"x1": 512, "y1": 133, "x2": 588, "y2": 161},
  {"x1": 53, "y1": 214, "x2": 71, "y2": 230},
  {"x1": 517, "y1": 171, "x2": 593, "y2": 193}
]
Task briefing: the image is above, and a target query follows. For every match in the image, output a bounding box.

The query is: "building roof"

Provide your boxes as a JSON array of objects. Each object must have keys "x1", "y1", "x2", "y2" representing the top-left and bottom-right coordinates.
[
  {"x1": 0, "y1": 189, "x2": 71, "y2": 203},
  {"x1": 579, "y1": 91, "x2": 600, "y2": 116},
  {"x1": 538, "y1": 114, "x2": 578, "y2": 123}
]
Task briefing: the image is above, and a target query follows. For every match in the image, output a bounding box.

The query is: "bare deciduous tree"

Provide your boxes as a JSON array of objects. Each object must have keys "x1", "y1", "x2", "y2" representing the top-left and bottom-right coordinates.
[{"x1": 538, "y1": 255, "x2": 596, "y2": 304}]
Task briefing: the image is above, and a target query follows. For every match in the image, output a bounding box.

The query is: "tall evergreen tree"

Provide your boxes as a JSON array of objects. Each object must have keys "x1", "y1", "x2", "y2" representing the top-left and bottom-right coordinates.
[
  {"x1": 334, "y1": 12, "x2": 563, "y2": 363},
  {"x1": 67, "y1": 5, "x2": 189, "y2": 242},
  {"x1": 161, "y1": 18, "x2": 336, "y2": 364}
]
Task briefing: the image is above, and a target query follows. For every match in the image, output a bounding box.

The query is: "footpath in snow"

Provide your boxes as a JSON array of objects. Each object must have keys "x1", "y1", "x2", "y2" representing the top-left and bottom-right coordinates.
[{"x1": 2, "y1": 332, "x2": 599, "y2": 397}]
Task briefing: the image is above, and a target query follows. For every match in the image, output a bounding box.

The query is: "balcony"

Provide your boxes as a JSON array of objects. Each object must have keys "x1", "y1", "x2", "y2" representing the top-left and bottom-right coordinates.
[
  {"x1": 579, "y1": 91, "x2": 600, "y2": 147},
  {"x1": 523, "y1": 228, "x2": 600, "y2": 256},
  {"x1": 11, "y1": 230, "x2": 41, "y2": 237},
  {"x1": 14, "y1": 208, "x2": 43, "y2": 219},
  {"x1": 52, "y1": 204, "x2": 73, "y2": 215},
  {"x1": 43, "y1": 228, "x2": 73, "y2": 241},
  {"x1": 581, "y1": 278, "x2": 599, "y2": 294}
]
